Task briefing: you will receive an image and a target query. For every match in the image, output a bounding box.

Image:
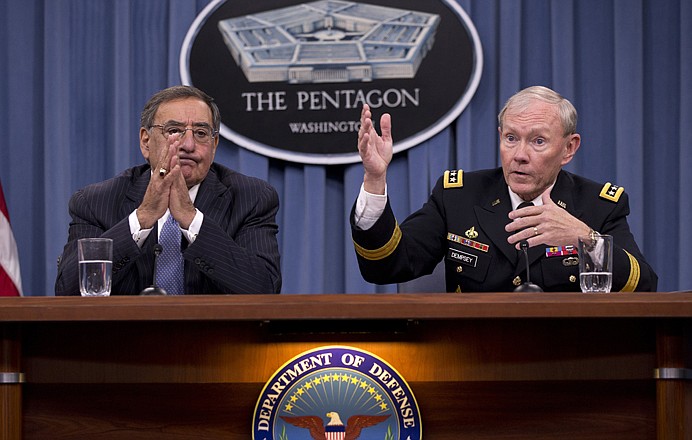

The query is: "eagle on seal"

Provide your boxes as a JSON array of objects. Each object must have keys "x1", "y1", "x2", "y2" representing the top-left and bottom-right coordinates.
[{"x1": 280, "y1": 411, "x2": 390, "y2": 440}]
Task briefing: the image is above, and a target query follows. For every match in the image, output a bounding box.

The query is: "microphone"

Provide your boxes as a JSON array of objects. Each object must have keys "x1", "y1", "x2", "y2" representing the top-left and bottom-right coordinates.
[
  {"x1": 514, "y1": 240, "x2": 543, "y2": 292},
  {"x1": 140, "y1": 243, "x2": 168, "y2": 295}
]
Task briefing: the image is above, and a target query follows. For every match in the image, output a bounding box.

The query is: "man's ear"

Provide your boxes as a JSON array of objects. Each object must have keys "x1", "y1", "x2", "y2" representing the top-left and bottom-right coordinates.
[
  {"x1": 208, "y1": 135, "x2": 220, "y2": 162},
  {"x1": 139, "y1": 127, "x2": 151, "y2": 161},
  {"x1": 561, "y1": 133, "x2": 581, "y2": 166}
]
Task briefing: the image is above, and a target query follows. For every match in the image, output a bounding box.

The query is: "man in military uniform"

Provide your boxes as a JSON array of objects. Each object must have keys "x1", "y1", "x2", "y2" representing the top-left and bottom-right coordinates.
[{"x1": 351, "y1": 86, "x2": 657, "y2": 292}]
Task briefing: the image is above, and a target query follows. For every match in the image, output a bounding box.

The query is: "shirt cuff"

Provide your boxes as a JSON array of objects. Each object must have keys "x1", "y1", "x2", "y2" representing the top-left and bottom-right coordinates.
[
  {"x1": 354, "y1": 183, "x2": 388, "y2": 230},
  {"x1": 129, "y1": 210, "x2": 153, "y2": 248},
  {"x1": 181, "y1": 209, "x2": 203, "y2": 244}
]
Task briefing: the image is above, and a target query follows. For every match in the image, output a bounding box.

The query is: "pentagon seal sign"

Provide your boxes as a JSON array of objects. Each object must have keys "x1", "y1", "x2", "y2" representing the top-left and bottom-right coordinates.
[
  {"x1": 181, "y1": 0, "x2": 482, "y2": 164},
  {"x1": 253, "y1": 345, "x2": 422, "y2": 439}
]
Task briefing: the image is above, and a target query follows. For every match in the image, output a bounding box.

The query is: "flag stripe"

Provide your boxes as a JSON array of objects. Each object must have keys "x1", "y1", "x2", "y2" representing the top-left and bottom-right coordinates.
[
  {"x1": 0, "y1": 269, "x2": 20, "y2": 296},
  {"x1": 0, "y1": 181, "x2": 22, "y2": 296}
]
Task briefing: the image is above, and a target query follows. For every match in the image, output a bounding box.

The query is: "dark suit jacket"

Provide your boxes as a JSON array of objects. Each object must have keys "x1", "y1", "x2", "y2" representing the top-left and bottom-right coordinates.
[
  {"x1": 351, "y1": 168, "x2": 657, "y2": 292},
  {"x1": 56, "y1": 163, "x2": 281, "y2": 295}
]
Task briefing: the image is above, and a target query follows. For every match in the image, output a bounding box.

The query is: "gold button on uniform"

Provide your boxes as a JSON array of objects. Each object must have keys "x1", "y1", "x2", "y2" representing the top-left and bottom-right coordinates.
[
  {"x1": 569, "y1": 275, "x2": 577, "y2": 283},
  {"x1": 513, "y1": 276, "x2": 522, "y2": 286},
  {"x1": 456, "y1": 266, "x2": 463, "y2": 273}
]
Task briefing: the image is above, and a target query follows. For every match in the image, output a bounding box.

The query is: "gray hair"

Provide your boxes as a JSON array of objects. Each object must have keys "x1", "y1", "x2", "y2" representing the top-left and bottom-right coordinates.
[
  {"x1": 140, "y1": 85, "x2": 221, "y2": 133},
  {"x1": 498, "y1": 86, "x2": 577, "y2": 136}
]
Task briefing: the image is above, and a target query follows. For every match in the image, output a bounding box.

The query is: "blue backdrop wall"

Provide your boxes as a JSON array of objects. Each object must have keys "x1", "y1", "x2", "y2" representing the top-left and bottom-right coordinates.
[{"x1": 1, "y1": 0, "x2": 690, "y2": 295}]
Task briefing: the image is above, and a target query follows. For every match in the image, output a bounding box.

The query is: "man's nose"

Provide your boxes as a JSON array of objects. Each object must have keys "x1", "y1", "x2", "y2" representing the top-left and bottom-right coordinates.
[
  {"x1": 178, "y1": 129, "x2": 196, "y2": 149},
  {"x1": 513, "y1": 141, "x2": 531, "y2": 161}
]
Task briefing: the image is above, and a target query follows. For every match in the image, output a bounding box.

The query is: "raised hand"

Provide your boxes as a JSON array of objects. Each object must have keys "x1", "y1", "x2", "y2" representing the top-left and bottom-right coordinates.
[
  {"x1": 137, "y1": 141, "x2": 178, "y2": 229},
  {"x1": 137, "y1": 134, "x2": 195, "y2": 229},
  {"x1": 357, "y1": 104, "x2": 392, "y2": 195},
  {"x1": 168, "y1": 150, "x2": 196, "y2": 229}
]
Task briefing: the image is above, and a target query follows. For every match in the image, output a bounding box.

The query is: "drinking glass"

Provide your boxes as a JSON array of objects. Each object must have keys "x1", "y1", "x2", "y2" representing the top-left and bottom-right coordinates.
[
  {"x1": 78, "y1": 238, "x2": 113, "y2": 297},
  {"x1": 578, "y1": 233, "x2": 613, "y2": 293}
]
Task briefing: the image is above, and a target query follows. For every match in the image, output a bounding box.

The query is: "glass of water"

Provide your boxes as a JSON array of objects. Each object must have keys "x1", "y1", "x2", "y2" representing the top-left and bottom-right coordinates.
[
  {"x1": 578, "y1": 233, "x2": 613, "y2": 293},
  {"x1": 78, "y1": 238, "x2": 113, "y2": 297}
]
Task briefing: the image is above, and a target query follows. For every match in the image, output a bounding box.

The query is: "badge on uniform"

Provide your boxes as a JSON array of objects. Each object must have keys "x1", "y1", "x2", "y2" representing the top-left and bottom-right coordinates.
[
  {"x1": 562, "y1": 257, "x2": 579, "y2": 267},
  {"x1": 545, "y1": 246, "x2": 579, "y2": 266},
  {"x1": 447, "y1": 232, "x2": 489, "y2": 252},
  {"x1": 464, "y1": 226, "x2": 478, "y2": 239},
  {"x1": 443, "y1": 170, "x2": 463, "y2": 188},
  {"x1": 545, "y1": 245, "x2": 578, "y2": 257},
  {"x1": 599, "y1": 182, "x2": 624, "y2": 202}
]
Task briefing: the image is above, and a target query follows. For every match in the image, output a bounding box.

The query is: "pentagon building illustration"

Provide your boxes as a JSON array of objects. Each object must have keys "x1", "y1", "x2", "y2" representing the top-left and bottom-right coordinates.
[{"x1": 217, "y1": 0, "x2": 440, "y2": 84}]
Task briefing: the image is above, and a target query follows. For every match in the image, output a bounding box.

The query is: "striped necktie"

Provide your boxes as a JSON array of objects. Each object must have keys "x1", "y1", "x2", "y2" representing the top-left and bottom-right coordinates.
[{"x1": 156, "y1": 215, "x2": 184, "y2": 295}]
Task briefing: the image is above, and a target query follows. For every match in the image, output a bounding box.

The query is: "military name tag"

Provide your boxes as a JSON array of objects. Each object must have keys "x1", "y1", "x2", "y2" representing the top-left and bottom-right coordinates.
[{"x1": 447, "y1": 247, "x2": 478, "y2": 267}]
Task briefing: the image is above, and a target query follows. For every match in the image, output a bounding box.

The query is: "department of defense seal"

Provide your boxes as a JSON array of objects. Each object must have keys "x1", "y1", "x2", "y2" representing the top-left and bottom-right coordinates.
[{"x1": 253, "y1": 345, "x2": 422, "y2": 439}]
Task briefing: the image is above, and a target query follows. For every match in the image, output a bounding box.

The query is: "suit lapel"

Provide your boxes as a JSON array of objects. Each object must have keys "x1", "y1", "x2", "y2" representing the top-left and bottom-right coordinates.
[
  {"x1": 527, "y1": 239, "x2": 544, "y2": 266},
  {"x1": 122, "y1": 167, "x2": 150, "y2": 219},
  {"x1": 474, "y1": 179, "x2": 518, "y2": 264},
  {"x1": 117, "y1": 166, "x2": 156, "y2": 292},
  {"x1": 550, "y1": 170, "x2": 581, "y2": 219},
  {"x1": 194, "y1": 167, "x2": 232, "y2": 227},
  {"x1": 185, "y1": 167, "x2": 232, "y2": 291},
  {"x1": 126, "y1": 169, "x2": 155, "y2": 290}
]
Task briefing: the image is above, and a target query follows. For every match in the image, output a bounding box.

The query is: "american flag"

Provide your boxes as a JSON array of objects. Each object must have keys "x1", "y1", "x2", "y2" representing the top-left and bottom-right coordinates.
[{"x1": 0, "y1": 179, "x2": 22, "y2": 296}]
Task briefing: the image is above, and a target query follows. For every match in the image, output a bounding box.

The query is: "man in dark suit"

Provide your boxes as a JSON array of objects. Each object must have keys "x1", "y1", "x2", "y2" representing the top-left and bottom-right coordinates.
[
  {"x1": 56, "y1": 86, "x2": 281, "y2": 295},
  {"x1": 351, "y1": 86, "x2": 657, "y2": 292}
]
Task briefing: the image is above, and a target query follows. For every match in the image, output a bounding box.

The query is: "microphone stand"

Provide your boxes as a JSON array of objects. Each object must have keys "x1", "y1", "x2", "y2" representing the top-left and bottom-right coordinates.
[
  {"x1": 514, "y1": 240, "x2": 543, "y2": 292},
  {"x1": 140, "y1": 244, "x2": 168, "y2": 295}
]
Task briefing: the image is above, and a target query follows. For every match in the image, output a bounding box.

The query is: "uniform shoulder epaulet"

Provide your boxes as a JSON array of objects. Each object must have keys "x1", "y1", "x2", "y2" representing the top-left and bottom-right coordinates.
[
  {"x1": 599, "y1": 182, "x2": 624, "y2": 202},
  {"x1": 443, "y1": 169, "x2": 463, "y2": 189}
]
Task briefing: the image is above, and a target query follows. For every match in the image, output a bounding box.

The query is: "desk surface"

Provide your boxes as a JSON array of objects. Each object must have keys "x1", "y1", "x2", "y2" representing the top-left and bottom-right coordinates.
[
  {"x1": 1, "y1": 292, "x2": 691, "y2": 321},
  {"x1": 2, "y1": 292, "x2": 691, "y2": 440}
]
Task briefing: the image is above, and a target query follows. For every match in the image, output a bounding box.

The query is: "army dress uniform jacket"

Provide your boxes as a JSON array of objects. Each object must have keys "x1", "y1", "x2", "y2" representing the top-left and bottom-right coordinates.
[{"x1": 351, "y1": 168, "x2": 657, "y2": 292}]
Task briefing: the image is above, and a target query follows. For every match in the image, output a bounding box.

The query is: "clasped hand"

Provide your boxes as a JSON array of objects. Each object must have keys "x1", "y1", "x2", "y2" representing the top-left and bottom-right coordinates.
[{"x1": 137, "y1": 136, "x2": 196, "y2": 229}]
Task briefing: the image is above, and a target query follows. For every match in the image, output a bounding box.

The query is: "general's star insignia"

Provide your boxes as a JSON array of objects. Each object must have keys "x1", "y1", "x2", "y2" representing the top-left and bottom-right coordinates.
[
  {"x1": 599, "y1": 182, "x2": 624, "y2": 202},
  {"x1": 443, "y1": 170, "x2": 464, "y2": 188}
]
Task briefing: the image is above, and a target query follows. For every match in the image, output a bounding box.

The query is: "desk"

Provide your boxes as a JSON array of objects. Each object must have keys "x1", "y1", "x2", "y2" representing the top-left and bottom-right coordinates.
[{"x1": 1, "y1": 293, "x2": 691, "y2": 439}]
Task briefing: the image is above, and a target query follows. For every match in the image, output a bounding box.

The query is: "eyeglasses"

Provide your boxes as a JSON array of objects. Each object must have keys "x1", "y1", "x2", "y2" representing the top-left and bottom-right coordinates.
[{"x1": 150, "y1": 123, "x2": 218, "y2": 144}]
